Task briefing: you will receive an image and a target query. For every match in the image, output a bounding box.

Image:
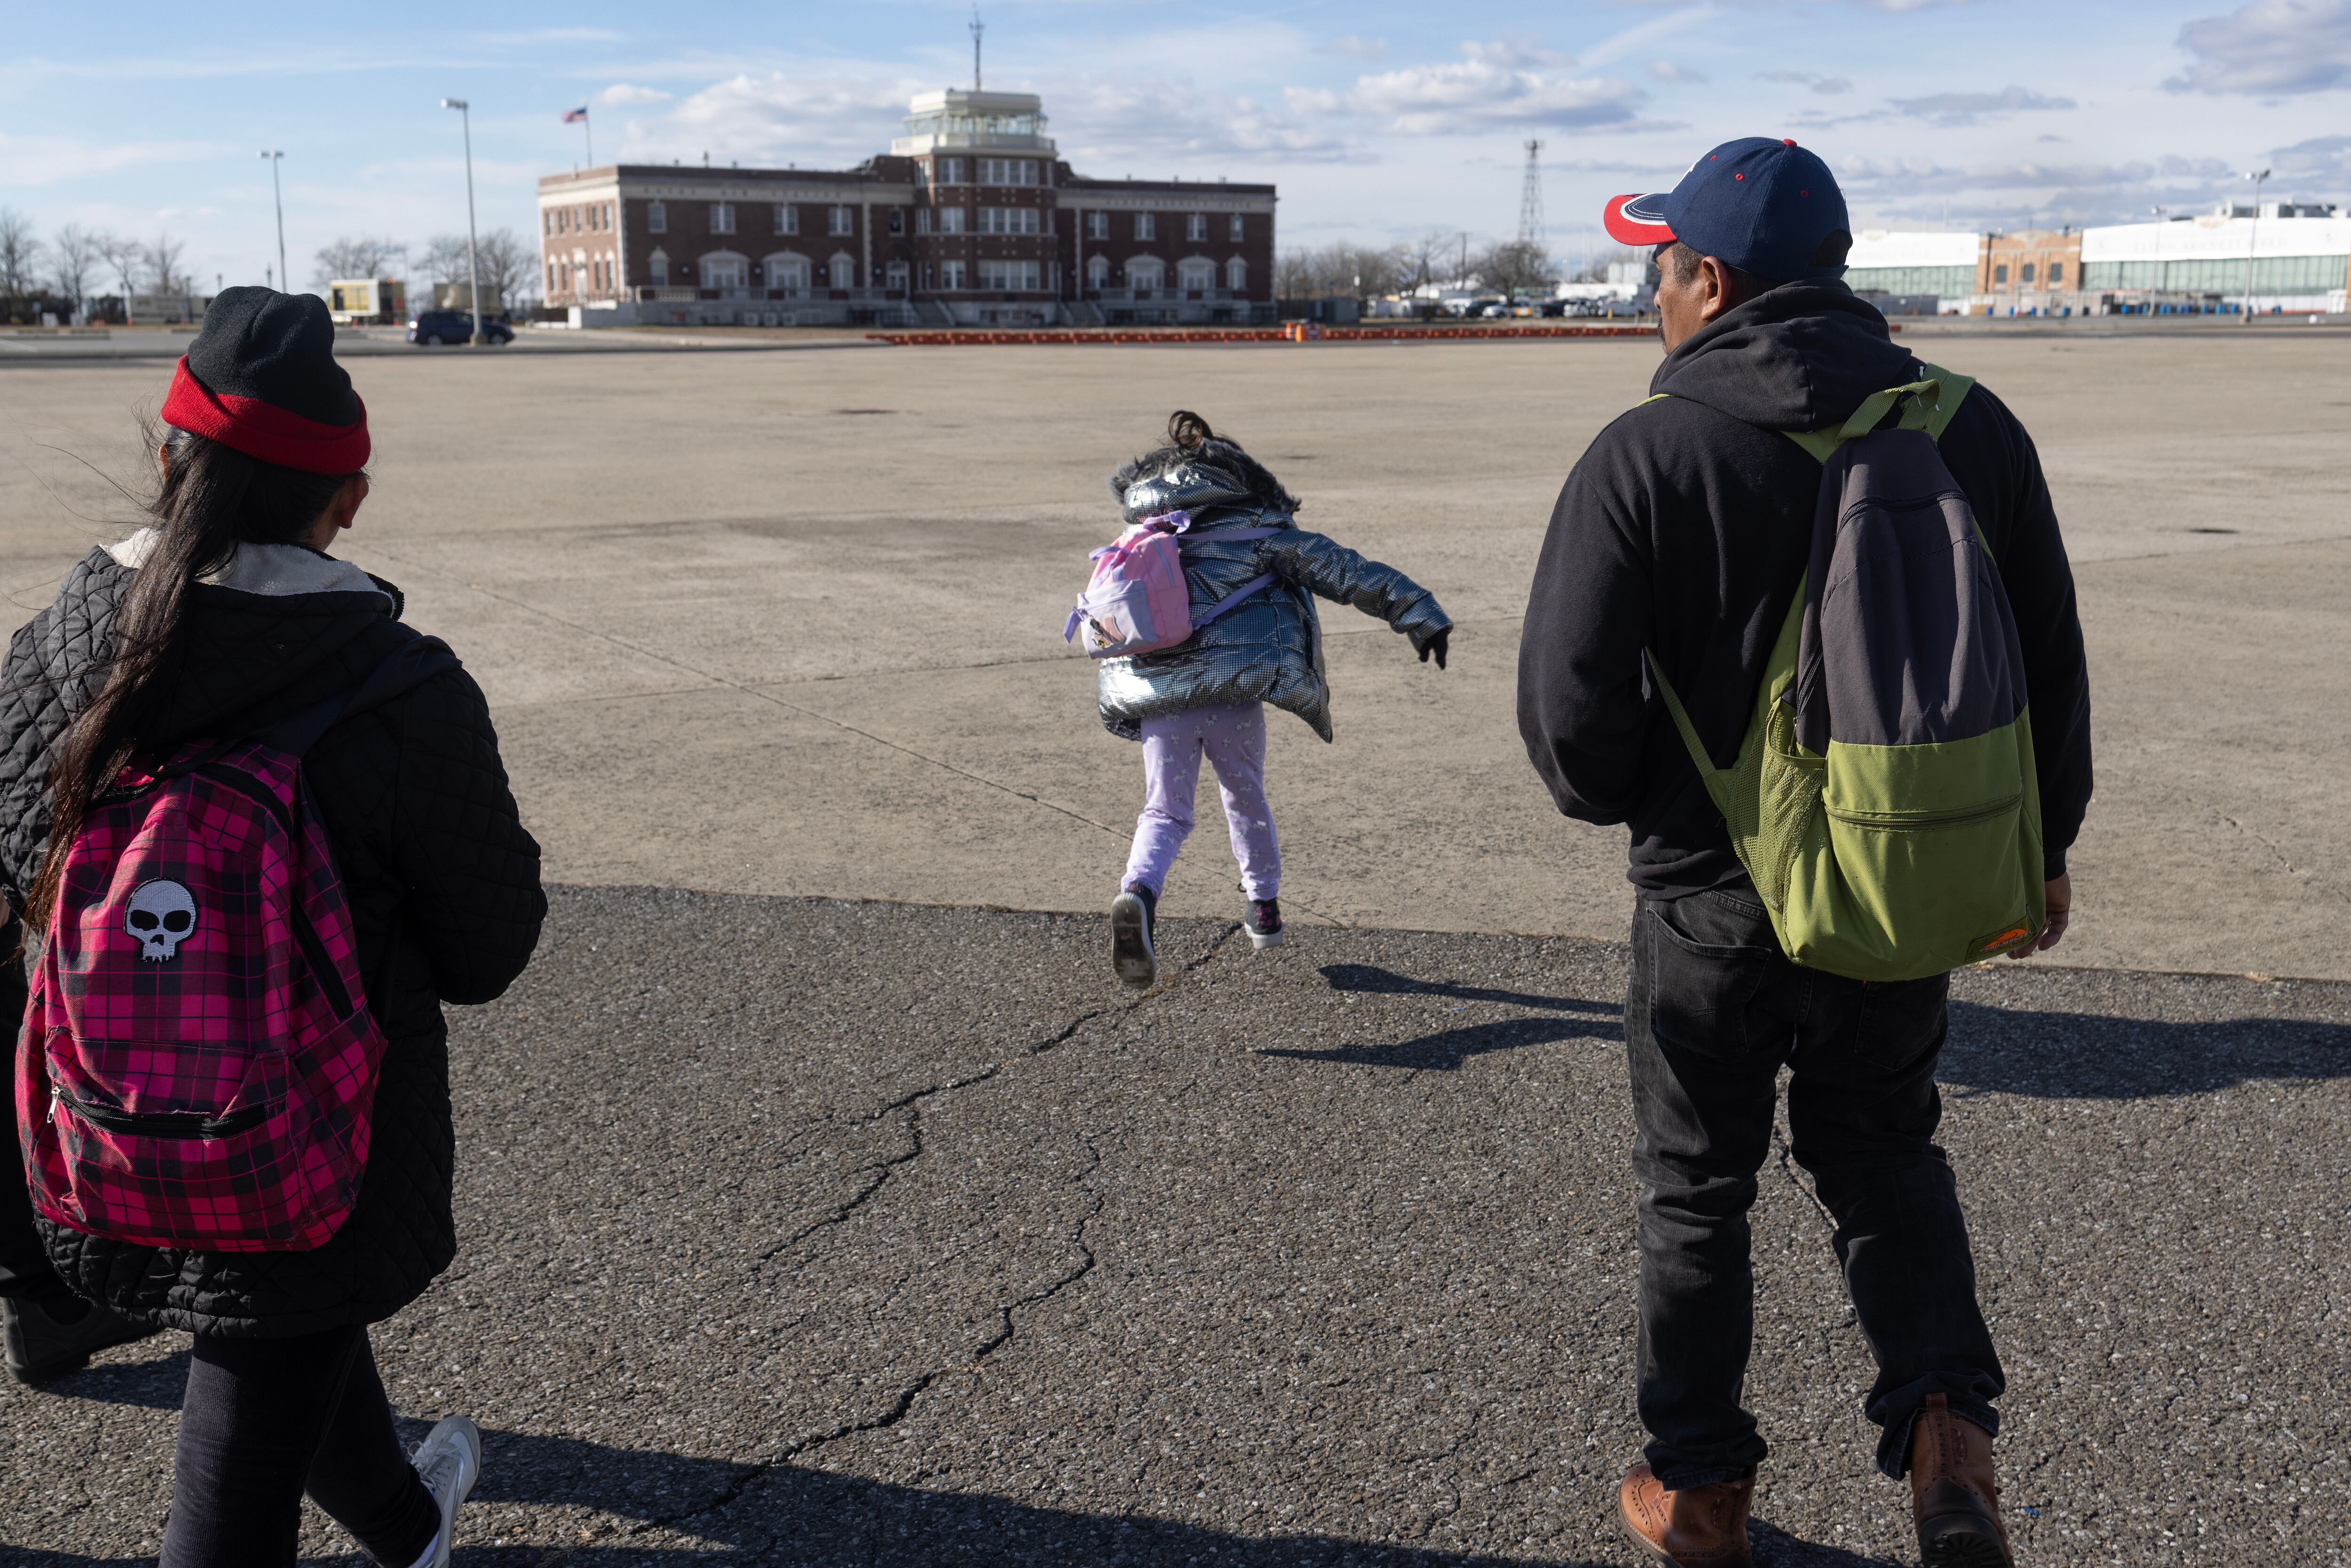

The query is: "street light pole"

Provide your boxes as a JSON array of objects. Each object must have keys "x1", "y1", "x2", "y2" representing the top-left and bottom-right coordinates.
[
  {"x1": 260, "y1": 150, "x2": 286, "y2": 294},
  {"x1": 2239, "y1": 167, "x2": 2270, "y2": 322},
  {"x1": 442, "y1": 98, "x2": 485, "y2": 346}
]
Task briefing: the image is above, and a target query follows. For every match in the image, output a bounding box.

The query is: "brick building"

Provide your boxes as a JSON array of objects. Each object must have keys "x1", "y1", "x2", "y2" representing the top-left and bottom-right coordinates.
[{"x1": 538, "y1": 89, "x2": 1277, "y2": 328}]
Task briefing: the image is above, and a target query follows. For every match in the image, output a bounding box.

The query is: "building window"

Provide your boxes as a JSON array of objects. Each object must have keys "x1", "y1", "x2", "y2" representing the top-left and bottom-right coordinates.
[
  {"x1": 765, "y1": 254, "x2": 811, "y2": 290},
  {"x1": 648, "y1": 202, "x2": 666, "y2": 234},
  {"x1": 1086, "y1": 255, "x2": 1110, "y2": 289},
  {"x1": 648, "y1": 248, "x2": 669, "y2": 283},
  {"x1": 711, "y1": 203, "x2": 736, "y2": 234},
  {"x1": 776, "y1": 205, "x2": 797, "y2": 235},
  {"x1": 941, "y1": 260, "x2": 967, "y2": 290},
  {"x1": 1226, "y1": 256, "x2": 1247, "y2": 292},
  {"x1": 1179, "y1": 259, "x2": 1215, "y2": 292},
  {"x1": 978, "y1": 260, "x2": 1041, "y2": 291},
  {"x1": 543, "y1": 212, "x2": 554, "y2": 236},
  {"x1": 702, "y1": 254, "x2": 748, "y2": 289},
  {"x1": 978, "y1": 207, "x2": 1041, "y2": 236},
  {"x1": 829, "y1": 205, "x2": 853, "y2": 236},
  {"x1": 605, "y1": 203, "x2": 615, "y2": 229},
  {"x1": 1087, "y1": 212, "x2": 1109, "y2": 240},
  {"x1": 1125, "y1": 256, "x2": 1164, "y2": 291},
  {"x1": 2048, "y1": 260, "x2": 2064, "y2": 285},
  {"x1": 916, "y1": 208, "x2": 933, "y2": 235},
  {"x1": 546, "y1": 262, "x2": 558, "y2": 291},
  {"x1": 940, "y1": 158, "x2": 963, "y2": 184},
  {"x1": 939, "y1": 206, "x2": 967, "y2": 236},
  {"x1": 888, "y1": 208, "x2": 905, "y2": 235},
  {"x1": 1135, "y1": 213, "x2": 1155, "y2": 240},
  {"x1": 2021, "y1": 262, "x2": 2036, "y2": 283},
  {"x1": 1993, "y1": 263, "x2": 2008, "y2": 285},
  {"x1": 1187, "y1": 214, "x2": 1207, "y2": 242},
  {"x1": 885, "y1": 260, "x2": 909, "y2": 292},
  {"x1": 1229, "y1": 213, "x2": 1244, "y2": 242},
  {"x1": 977, "y1": 158, "x2": 1037, "y2": 186}
]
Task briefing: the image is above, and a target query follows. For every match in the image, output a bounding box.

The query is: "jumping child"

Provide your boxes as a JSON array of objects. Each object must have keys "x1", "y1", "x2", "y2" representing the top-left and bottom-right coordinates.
[{"x1": 1082, "y1": 412, "x2": 1451, "y2": 988}]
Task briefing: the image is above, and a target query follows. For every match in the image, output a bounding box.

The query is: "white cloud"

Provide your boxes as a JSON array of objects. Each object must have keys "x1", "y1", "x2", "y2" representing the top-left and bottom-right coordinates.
[
  {"x1": 618, "y1": 71, "x2": 921, "y2": 165},
  {"x1": 1053, "y1": 80, "x2": 1358, "y2": 165},
  {"x1": 1649, "y1": 60, "x2": 1707, "y2": 82},
  {"x1": 2168, "y1": 0, "x2": 2351, "y2": 94},
  {"x1": 1318, "y1": 36, "x2": 1389, "y2": 59},
  {"x1": 1761, "y1": 71, "x2": 1854, "y2": 95},
  {"x1": 597, "y1": 83, "x2": 672, "y2": 106},
  {"x1": 1888, "y1": 85, "x2": 2077, "y2": 125},
  {"x1": 1303, "y1": 39, "x2": 1649, "y2": 134}
]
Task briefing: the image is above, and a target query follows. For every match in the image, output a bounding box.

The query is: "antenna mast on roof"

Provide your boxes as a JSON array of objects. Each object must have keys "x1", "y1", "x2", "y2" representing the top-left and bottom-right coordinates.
[
  {"x1": 971, "y1": 8, "x2": 985, "y2": 90},
  {"x1": 1518, "y1": 139, "x2": 1545, "y2": 246}
]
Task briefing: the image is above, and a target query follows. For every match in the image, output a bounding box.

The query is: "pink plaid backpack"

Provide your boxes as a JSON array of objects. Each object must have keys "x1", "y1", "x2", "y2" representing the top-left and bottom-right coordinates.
[{"x1": 17, "y1": 639, "x2": 456, "y2": 1253}]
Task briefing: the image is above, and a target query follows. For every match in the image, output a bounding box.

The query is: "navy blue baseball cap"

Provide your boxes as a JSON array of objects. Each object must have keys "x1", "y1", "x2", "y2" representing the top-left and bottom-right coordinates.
[{"x1": 1604, "y1": 137, "x2": 1851, "y2": 282}]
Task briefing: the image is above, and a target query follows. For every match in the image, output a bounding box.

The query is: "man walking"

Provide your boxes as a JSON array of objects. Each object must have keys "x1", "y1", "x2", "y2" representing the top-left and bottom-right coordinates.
[{"x1": 1517, "y1": 139, "x2": 2091, "y2": 1567}]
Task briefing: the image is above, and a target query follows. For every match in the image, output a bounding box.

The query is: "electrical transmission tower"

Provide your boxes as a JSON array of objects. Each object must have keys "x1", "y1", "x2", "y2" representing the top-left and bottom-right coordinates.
[{"x1": 1517, "y1": 139, "x2": 1545, "y2": 246}]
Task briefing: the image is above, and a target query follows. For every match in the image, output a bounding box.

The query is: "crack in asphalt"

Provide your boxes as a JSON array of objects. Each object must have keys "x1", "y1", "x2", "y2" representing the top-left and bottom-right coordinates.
[{"x1": 522, "y1": 930, "x2": 1243, "y2": 1561}]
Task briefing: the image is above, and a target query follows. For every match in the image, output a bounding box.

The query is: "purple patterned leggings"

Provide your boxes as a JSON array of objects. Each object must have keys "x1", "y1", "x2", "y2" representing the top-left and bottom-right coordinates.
[{"x1": 1123, "y1": 701, "x2": 1281, "y2": 901}]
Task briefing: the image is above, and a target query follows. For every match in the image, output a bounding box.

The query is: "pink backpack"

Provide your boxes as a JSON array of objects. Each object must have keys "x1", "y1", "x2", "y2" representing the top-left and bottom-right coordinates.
[
  {"x1": 16, "y1": 640, "x2": 455, "y2": 1253},
  {"x1": 1063, "y1": 512, "x2": 1278, "y2": 658}
]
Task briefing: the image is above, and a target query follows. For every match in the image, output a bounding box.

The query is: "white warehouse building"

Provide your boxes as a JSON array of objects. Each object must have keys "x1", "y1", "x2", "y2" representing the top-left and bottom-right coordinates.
[
  {"x1": 1843, "y1": 230, "x2": 1982, "y2": 300},
  {"x1": 2081, "y1": 206, "x2": 2349, "y2": 315}
]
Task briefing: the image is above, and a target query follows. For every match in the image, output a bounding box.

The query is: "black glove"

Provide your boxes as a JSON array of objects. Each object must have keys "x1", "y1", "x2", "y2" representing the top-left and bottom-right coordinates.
[{"x1": 1417, "y1": 627, "x2": 1449, "y2": 670}]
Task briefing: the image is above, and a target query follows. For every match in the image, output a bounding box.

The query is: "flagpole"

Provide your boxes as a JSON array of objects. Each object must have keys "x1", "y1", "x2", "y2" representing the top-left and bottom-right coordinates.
[{"x1": 585, "y1": 110, "x2": 593, "y2": 167}]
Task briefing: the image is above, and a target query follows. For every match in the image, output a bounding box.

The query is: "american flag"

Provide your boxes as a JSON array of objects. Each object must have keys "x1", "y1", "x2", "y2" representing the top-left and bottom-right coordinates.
[{"x1": 562, "y1": 106, "x2": 589, "y2": 124}]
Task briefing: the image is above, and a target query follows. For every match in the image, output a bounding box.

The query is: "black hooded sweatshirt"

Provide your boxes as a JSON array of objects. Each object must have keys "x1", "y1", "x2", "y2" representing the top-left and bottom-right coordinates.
[{"x1": 1516, "y1": 283, "x2": 2092, "y2": 899}]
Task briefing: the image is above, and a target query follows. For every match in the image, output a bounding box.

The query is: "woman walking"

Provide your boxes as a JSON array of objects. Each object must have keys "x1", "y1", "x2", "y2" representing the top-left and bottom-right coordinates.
[{"x1": 0, "y1": 287, "x2": 544, "y2": 1566}]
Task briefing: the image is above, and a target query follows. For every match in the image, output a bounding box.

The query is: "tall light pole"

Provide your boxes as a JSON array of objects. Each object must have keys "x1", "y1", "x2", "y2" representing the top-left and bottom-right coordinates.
[
  {"x1": 2239, "y1": 167, "x2": 2270, "y2": 322},
  {"x1": 259, "y1": 150, "x2": 287, "y2": 294},
  {"x1": 442, "y1": 98, "x2": 486, "y2": 346}
]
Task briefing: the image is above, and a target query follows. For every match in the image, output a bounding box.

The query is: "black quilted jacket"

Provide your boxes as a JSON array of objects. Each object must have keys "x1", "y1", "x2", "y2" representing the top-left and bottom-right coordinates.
[{"x1": 0, "y1": 547, "x2": 545, "y2": 1337}]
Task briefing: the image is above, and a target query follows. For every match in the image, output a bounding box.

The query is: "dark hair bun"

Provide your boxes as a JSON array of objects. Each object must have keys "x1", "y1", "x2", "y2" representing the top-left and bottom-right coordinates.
[{"x1": 1167, "y1": 410, "x2": 1215, "y2": 450}]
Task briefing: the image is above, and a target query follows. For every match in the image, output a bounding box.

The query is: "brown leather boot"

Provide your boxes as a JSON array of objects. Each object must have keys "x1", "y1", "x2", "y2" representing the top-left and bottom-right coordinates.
[
  {"x1": 1617, "y1": 1459, "x2": 1755, "y2": 1566},
  {"x1": 1908, "y1": 1393, "x2": 2014, "y2": 1568}
]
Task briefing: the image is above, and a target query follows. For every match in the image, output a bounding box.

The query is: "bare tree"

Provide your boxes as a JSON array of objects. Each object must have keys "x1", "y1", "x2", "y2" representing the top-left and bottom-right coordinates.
[
  {"x1": 0, "y1": 208, "x2": 42, "y2": 300},
  {"x1": 99, "y1": 231, "x2": 143, "y2": 298},
  {"x1": 49, "y1": 222, "x2": 101, "y2": 305},
  {"x1": 1403, "y1": 231, "x2": 1458, "y2": 291},
  {"x1": 414, "y1": 233, "x2": 472, "y2": 286},
  {"x1": 144, "y1": 233, "x2": 190, "y2": 295},
  {"x1": 313, "y1": 235, "x2": 406, "y2": 287},
  {"x1": 1275, "y1": 241, "x2": 1412, "y2": 299},
  {"x1": 472, "y1": 228, "x2": 535, "y2": 308},
  {"x1": 1473, "y1": 239, "x2": 1559, "y2": 295}
]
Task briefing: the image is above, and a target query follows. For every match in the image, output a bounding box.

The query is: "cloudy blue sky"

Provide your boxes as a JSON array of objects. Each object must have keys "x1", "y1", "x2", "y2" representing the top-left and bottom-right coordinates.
[{"x1": 3, "y1": 0, "x2": 2348, "y2": 293}]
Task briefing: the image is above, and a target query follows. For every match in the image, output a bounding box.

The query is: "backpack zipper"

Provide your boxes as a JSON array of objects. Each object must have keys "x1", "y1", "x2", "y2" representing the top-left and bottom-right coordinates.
[
  {"x1": 53, "y1": 1089, "x2": 278, "y2": 1140},
  {"x1": 1824, "y1": 792, "x2": 2022, "y2": 831}
]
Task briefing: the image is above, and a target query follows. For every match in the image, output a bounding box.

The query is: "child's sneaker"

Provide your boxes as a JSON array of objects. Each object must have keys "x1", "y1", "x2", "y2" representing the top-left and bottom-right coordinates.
[
  {"x1": 1112, "y1": 884, "x2": 1158, "y2": 989},
  {"x1": 1246, "y1": 898, "x2": 1285, "y2": 950}
]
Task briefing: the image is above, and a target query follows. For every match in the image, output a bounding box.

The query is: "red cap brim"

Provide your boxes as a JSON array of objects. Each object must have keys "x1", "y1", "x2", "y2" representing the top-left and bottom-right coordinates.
[{"x1": 1603, "y1": 193, "x2": 1676, "y2": 247}]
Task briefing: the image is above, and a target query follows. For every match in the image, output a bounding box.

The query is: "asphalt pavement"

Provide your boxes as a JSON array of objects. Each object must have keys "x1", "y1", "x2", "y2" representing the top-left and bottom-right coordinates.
[{"x1": 3, "y1": 887, "x2": 2343, "y2": 1566}]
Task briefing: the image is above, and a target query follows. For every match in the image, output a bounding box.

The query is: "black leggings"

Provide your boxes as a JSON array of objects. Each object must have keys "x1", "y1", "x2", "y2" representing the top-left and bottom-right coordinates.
[{"x1": 161, "y1": 1324, "x2": 441, "y2": 1568}]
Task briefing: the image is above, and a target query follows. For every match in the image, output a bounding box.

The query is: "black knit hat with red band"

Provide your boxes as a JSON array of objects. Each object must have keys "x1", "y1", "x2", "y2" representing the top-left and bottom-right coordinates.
[{"x1": 160, "y1": 285, "x2": 370, "y2": 474}]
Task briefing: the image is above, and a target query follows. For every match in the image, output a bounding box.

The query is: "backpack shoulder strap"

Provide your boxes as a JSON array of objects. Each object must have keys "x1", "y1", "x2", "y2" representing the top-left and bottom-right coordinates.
[
  {"x1": 1783, "y1": 361, "x2": 1974, "y2": 463},
  {"x1": 260, "y1": 637, "x2": 464, "y2": 758}
]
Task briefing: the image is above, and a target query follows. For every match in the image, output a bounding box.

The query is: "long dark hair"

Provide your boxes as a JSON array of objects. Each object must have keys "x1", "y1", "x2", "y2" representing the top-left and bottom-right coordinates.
[
  {"x1": 25, "y1": 426, "x2": 360, "y2": 928},
  {"x1": 1112, "y1": 410, "x2": 1301, "y2": 515}
]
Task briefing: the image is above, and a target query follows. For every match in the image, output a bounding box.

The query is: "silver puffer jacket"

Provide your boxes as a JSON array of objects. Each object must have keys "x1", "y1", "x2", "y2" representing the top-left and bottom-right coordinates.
[{"x1": 1096, "y1": 465, "x2": 1450, "y2": 742}]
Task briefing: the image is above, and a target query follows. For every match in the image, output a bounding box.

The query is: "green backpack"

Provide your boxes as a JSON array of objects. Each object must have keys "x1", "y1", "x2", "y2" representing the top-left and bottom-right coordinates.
[{"x1": 1647, "y1": 364, "x2": 2045, "y2": 982}]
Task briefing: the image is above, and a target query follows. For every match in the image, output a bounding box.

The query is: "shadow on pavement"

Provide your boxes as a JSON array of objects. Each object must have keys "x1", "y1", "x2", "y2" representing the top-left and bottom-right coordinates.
[
  {"x1": 1942, "y1": 1003, "x2": 2351, "y2": 1098},
  {"x1": 1318, "y1": 964, "x2": 1622, "y2": 1016},
  {"x1": 1259, "y1": 1016, "x2": 1623, "y2": 1071}
]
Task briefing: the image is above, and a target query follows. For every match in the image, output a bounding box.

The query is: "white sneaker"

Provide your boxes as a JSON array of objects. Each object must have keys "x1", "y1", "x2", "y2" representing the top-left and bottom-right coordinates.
[{"x1": 408, "y1": 1414, "x2": 482, "y2": 1568}]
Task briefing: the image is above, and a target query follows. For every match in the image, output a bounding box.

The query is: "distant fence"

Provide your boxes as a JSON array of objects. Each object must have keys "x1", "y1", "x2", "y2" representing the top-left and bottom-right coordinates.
[{"x1": 867, "y1": 323, "x2": 1661, "y2": 347}]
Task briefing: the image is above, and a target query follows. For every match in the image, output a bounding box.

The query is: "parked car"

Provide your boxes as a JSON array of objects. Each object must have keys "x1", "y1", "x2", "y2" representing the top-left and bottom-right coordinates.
[{"x1": 407, "y1": 310, "x2": 513, "y2": 345}]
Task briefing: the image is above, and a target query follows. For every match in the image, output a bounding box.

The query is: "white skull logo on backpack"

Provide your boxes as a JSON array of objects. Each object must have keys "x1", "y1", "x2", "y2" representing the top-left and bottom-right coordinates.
[{"x1": 125, "y1": 880, "x2": 198, "y2": 962}]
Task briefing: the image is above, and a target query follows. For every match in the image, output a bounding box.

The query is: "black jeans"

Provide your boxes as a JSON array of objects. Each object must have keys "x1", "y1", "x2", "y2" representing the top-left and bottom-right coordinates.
[
  {"x1": 161, "y1": 1324, "x2": 441, "y2": 1568},
  {"x1": 1627, "y1": 886, "x2": 2003, "y2": 1487}
]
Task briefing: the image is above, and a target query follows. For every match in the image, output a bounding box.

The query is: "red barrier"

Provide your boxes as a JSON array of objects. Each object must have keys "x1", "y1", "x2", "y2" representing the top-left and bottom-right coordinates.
[{"x1": 865, "y1": 323, "x2": 1662, "y2": 347}]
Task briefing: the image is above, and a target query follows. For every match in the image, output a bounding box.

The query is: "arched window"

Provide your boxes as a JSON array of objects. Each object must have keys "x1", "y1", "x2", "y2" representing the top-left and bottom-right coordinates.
[
  {"x1": 1226, "y1": 257, "x2": 1247, "y2": 292},
  {"x1": 1086, "y1": 255, "x2": 1110, "y2": 289},
  {"x1": 829, "y1": 252, "x2": 856, "y2": 289},
  {"x1": 647, "y1": 248, "x2": 670, "y2": 284},
  {"x1": 700, "y1": 251, "x2": 749, "y2": 290},
  {"x1": 1124, "y1": 256, "x2": 1164, "y2": 292},
  {"x1": 764, "y1": 252, "x2": 811, "y2": 290},
  {"x1": 1177, "y1": 258, "x2": 1215, "y2": 293}
]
